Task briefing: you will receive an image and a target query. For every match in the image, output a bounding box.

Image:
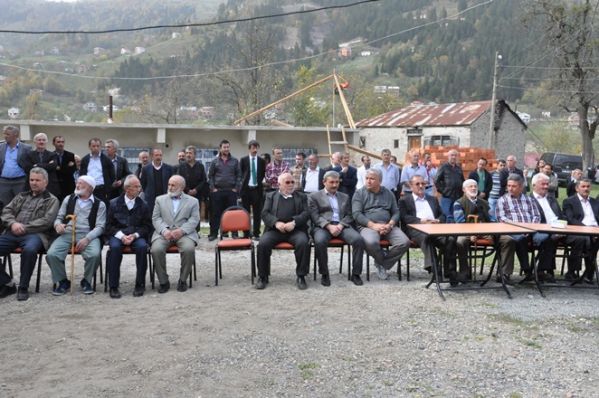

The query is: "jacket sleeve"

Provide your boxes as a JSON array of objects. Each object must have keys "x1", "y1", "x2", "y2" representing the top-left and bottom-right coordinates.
[
  {"x1": 261, "y1": 192, "x2": 278, "y2": 229},
  {"x1": 152, "y1": 198, "x2": 169, "y2": 234},
  {"x1": 292, "y1": 193, "x2": 310, "y2": 228},
  {"x1": 307, "y1": 194, "x2": 326, "y2": 228},
  {"x1": 340, "y1": 195, "x2": 354, "y2": 227},
  {"x1": 180, "y1": 199, "x2": 200, "y2": 236},
  {"x1": 194, "y1": 164, "x2": 207, "y2": 194},
  {"x1": 24, "y1": 196, "x2": 59, "y2": 233},
  {"x1": 105, "y1": 200, "x2": 120, "y2": 237},
  {"x1": 562, "y1": 198, "x2": 583, "y2": 225},
  {"x1": 208, "y1": 160, "x2": 216, "y2": 191},
  {"x1": 352, "y1": 190, "x2": 370, "y2": 228},
  {"x1": 398, "y1": 198, "x2": 421, "y2": 226},
  {"x1": 453, "y1": 200, "x2": 466, "y2": 223}
]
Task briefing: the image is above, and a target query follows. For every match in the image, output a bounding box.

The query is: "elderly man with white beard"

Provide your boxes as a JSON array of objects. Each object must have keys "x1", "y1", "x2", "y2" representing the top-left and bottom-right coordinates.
[
  {"x1": 47, "y1": 175, "x2": 106, "y2": 295},
  {"x1": 150, "y1": 175, "x2": 200, "y2": 294}
]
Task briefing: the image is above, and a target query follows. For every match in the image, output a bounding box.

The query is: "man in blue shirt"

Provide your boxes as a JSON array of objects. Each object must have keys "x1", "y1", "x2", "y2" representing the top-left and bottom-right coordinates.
[{"x1": 0, "y1": 125, "x2": 31, "y2": 207}]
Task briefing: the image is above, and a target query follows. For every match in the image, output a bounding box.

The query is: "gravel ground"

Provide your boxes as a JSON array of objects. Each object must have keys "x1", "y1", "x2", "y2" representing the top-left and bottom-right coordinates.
[{"x1": 1, "y1": 239, "x2": 598, "y2": 398}]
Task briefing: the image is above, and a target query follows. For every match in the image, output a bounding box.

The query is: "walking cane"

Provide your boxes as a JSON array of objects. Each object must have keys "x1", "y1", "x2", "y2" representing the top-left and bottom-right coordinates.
[{"x1": 66, "y1": 214, "x2": 77, "y2": 294}]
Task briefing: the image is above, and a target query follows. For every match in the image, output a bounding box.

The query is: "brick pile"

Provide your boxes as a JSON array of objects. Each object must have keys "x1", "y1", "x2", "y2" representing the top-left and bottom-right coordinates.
[{"x1": 407, "y1": 146, "x2": 497, "y2": 178}]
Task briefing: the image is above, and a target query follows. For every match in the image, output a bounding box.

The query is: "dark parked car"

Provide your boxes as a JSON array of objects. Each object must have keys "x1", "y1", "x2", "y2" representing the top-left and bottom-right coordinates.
[{"x1": 540, "y1": 152, "x2": 583, "y2": 187}]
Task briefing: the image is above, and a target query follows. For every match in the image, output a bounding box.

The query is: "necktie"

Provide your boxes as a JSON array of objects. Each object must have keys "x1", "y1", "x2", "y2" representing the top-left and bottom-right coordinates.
[{"x1": 251, "y1": 157, "x2": 257, "y2": 186}]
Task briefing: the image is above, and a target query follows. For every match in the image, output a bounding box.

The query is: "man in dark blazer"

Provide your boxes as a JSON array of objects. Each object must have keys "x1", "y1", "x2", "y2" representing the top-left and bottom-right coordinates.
[
  {"x1": 105, "y1": 175, "x2": 152, "y2": 298},
  {"x1": 399, "y1": 175, "x2": 458, "y2": 285},
  {"x1": 566, "y1": 169, "x2": 582, "y2": 198},
  {"x1": 134, "y1": 151, "x2": 150, "y2": 179},
  {"x1": 529, "y1": 173, "x2": 566, "y2": 282},
  {"x1": 563, "y1": 178, "x2": 599, "y2": 283},
  {"x1": 255, "y1": 172, "x2": 311, "y2": 290},
  {"x1": 239, "y1": 140, "x2": 266, "y2": 238},
  {"x1": 308, "y1": 170, "x2": 364, "y2": 286},
  {"x1": 79, "y1": 137, "x2": 115, "y2": 205},
  {"x1": 0, "y1": 125, "x2": 32, "y2": 207},
  {"x1": 339, "y1": 152, "x2": 358, "y2": 200},
  {"x1": 52, "y1": 135, "x2": 77, "y2": 202},
  {"x1": 176, "y1": 145, "x2": 207, "y2": 204},
  {"x1": 23, "y1": 132, "x2": 60, "y2": 198},
  {"x1": 468, "y1": 157, "x2": 493, "y2": 200},
  {"x1": 105, "y1": 139, "x2": 131, "y2": 200},
  {"x1": 140, "y1": 148, "x2": 174, "y2": 214}
]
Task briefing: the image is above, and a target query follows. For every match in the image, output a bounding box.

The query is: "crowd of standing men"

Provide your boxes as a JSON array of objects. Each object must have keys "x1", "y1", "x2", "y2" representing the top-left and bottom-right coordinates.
[{"x1": 0, "y1": 123, "x2": 597, "y2": 301}]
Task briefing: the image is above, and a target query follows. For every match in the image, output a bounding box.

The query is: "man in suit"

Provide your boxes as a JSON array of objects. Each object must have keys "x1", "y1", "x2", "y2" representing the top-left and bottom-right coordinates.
[
  {"x1": 301, "y1": 154, "x2": 324, "y2": 194},
  {"x1": 150, "y1": 175, "x2": 200, "y2": 294},
  {"x1": 134, "y1": 151, "x2": 150, "y2": 179},
  {"x1": 79, "y1": 137, "x2": 115, "y2": 205},
  {"x1": 529, "y1": 172, "x2": 565, "y2": 282},
  {"x1": 255, "y1": 172, "x2": 311, "y2": 290},
  {"x1": 0, "y1": 125, "x2": 31, "y2": 207},
  {"x1": 566, "y1": 169, "x2": 582, "y2": 198},
  {"x1": 23, "y1": 133, "x2": 60, "y2": 198},
  {"x1": 240, "y1": 140, "x2": 266, "y2": 238},
  {"x1": 399, "y1": 175, "x2": 458, "y2": 285},
  {"x1": 434, "y1": 149, "x2": 464, "y2": 223},
  {"x1": 339, "y1": 152, "x2": 358, "y2": 199},
  {"x1": 352, "y1": 168, "x2": 410, "y2": 280},
  {"x1": 105, "y1": 139, "x2": 131, "y2": 200},
  {"x1": 468, "y1": 157, "x2": 493, "y2": 200},
  {"x1": 105, "y1": 175, "x2": 152, "y2": 298},
  {"x1": 563, "y1": 178, "x2": 599, "y2": 283},
  {"x1": 52, "y1": 135, "x2": 77, "y2": 202},
  {"x1": 500, "y1": 154, "x2": 527, "y2": 194},
  {"x1": 140, "y1": 148, "x2": 174, "y2": 214},
  {"x1": 308, "y1": 170, "x2": 364, "y2": 286}
]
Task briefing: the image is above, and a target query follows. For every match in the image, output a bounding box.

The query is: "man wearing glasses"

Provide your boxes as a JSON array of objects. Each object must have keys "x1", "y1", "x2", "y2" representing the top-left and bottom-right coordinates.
[{"x1": 255, "y1": 173, "x2": 310, "y2": 290}]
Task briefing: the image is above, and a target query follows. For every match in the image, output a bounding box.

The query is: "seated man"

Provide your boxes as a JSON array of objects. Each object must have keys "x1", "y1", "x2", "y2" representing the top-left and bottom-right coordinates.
[
  {"x1": 255, "y1": 173, "x2": 311, "y2": 290},
  {"x1": 453, "y1": 179, "x2": 515, "y2": 283},
  {"x1": 496, "y1": 173, "x2": 542, "y2": 283},
  {"x1": 399, "y1": 175, "x2": 457, "y2": 285},
  {"x1": 151, "y1": 175, "x2": 200, "y2": 293},
  {"x1": 0, "y1": 168, "x2": 59, "y2": 301},
  {"x1": 352, "y1": 169, "x2": 410, "y2": 280},
  {"x1": 308, "y1": 170, "x2": 364, "y2": 287},
  {"x1": 105, "y1": 175, "x2": 152, "y2": 298},
  {"x1": 563, "y1": 178, "x2": 599, "y2": 283},
  {"x1": 47, "y1": 175, "x2": 106, "y2": 295},
  {"x1": 529, "y1": 173, "x2": 566, "y2": 282}
]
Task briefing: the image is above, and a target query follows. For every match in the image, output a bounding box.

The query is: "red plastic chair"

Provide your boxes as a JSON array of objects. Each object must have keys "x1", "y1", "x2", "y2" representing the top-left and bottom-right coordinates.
[{"x1": 214, "y1": 207, "x2": 255, "y2": 285}]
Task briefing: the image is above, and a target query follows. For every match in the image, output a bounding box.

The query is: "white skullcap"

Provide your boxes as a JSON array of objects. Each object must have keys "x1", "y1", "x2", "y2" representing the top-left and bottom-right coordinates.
[{"x1": 78, "y1": 175, "x2": 96, "y2": 190}]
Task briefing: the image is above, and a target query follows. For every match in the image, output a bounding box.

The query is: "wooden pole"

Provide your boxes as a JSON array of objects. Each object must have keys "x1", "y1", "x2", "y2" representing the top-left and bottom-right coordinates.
[
  {"x1": 333, "y1": 73, "x2": 356, "y2": 129},
  {"x1": 66, "y1": 214, "x2": 77, "y2": 294}
]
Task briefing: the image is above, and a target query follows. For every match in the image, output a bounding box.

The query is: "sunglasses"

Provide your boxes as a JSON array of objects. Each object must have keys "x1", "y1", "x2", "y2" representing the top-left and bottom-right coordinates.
[{"x1": 283, "y1": 181, "x2": 295, "y2": 185}]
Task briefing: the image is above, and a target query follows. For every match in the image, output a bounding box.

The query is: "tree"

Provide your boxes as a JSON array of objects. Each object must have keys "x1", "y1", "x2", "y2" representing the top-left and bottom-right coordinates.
[{"x1": 528, "y1": 0, "x2": 599, "y2": 169}]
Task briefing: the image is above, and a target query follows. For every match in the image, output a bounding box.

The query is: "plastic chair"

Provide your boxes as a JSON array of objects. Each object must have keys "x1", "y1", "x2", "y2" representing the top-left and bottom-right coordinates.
[{"x1": 214, "y1": 206, "x2": 255, "y2": 285}]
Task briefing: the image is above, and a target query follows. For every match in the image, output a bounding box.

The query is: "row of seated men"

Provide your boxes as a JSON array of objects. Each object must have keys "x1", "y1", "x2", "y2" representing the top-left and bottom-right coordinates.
[{"x1": 0, "y1": 165, "x2": 597, "y2": 300}]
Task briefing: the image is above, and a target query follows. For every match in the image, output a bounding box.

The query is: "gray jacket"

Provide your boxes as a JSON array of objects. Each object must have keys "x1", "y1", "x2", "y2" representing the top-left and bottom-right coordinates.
[{"x1": 0, "y1": 140, "x2": 32, "y2": 176}]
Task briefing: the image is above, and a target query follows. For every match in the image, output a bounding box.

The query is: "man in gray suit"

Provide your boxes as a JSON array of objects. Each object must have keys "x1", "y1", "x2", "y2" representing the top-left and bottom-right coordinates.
[
  {"x1": 308, "y1": 170, "x2": 364, "y2": 286},
  {"x1": 150, "y1": 175, "x2": 200, "y2": 293},
  {"x1": 0, "y1": 125, "x2": 32, "y2": 207}
]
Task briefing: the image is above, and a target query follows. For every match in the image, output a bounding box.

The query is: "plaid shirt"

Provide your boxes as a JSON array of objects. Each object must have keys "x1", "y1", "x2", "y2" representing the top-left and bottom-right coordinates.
[
  {"x1": 265, "y1": 160, "x2": 289, "y2": 190},
  {"x1": 496, "y1": 193, "x2": 540, "y2": 223}
]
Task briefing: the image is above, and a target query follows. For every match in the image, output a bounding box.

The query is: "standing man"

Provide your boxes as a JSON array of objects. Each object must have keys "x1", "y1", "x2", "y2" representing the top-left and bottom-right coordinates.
[
  {"x1": 399, "y1": 151, "x2": 427, "y2": 195},
  {"x1": 240, "y1": 140, "x2": 266, "y2": 239},
  {"x1": 356, "y1": 155, "x2": 371, "y2": 190},
  {"x1": 301, "y1": 153, "x2": 323, "y2": 194},
  {"x1": 134, "y1": 151, "x2": 150, "y2": 179},
  {"x1": 23, "y1": 132, "x2": 60, "y2": 198},
  {"x1": 105, "y1": 139, "x2": 131, "y2": 200},
  {"x1": 150, "y1": 175, "x2": 200, "y2": 293},
  {"x1": 339, "y1": 152, "x2": 358, "y2": 199},
  {"x1": 468, "y1": 157, "x2": 492, "y2": 200},
  {"x1": 52, "y1": 135, "x2": 77, "y2": 202},
  {"x1": 308, "y1": 170, "x2": 365, "y2": 286},
  {"x1": 399, "y1": 175, "x2": 458, "y2": 284},
  {"x1": 567, "y1": 169, "x2": 583, "y2": 198},
  {"x1": 290, "y1": 152, "x2": 306, "y2": 192},
  {"x1": 374, "y1": 149, "x2": 400, "y2": 196},
  {"x1": 0, "y1": 125, "x2": 31, "y2": 207},
  {"x1": 562, "y1": 178, "x2": 599, "y2": 283},
  {"x1": 105, "y1": 175, "x2": 152, "y2": 298},
  {"x1": 352, "y1": 168, "x2": 410, "y2": 280},
  {"x1": 176, "y1": 146, "x2": 207, "y2": 206},
  {"x1": 0, "y1": 168, "x2": 59, "y2": 301},
  {"x1": 435, "y1": 149, "x2": 464, "y2": 223},
  {"x1": 79, "y1": 137, "x2": 115, "y2": 205},
  {"x1": 500, "y1": 155, "x2": 527, "y2": 194},
  {"x1": 488, "y1": 159, "x2": 506, "y2": 221},
  {"x1": 264, "y1": 146, "x2": 289, "y2": 192},
  {"x1": 47, "y1": 175, "x2": 106, "y2": 295},
  {"x1": 255, "y1": 173, "x2": 311, "y2": 290},
  {"x1": 208, "y1": 139, "x2": 241, "y2": 241},
  {"x1": 140, "y1": 148, "x2": 174, "y2": 214},
  {"x1": 541, "y1": 163, "x2": 559, "y2": 199}
]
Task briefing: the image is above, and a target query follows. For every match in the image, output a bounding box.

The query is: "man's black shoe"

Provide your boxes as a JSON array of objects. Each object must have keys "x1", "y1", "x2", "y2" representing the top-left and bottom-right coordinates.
[
  {"x1": 109, "y1": 288, "x2": 122, "y2": 299},
  {"x1": 158, "y1": 281, "x2": 170, "y2": 294},
  {"x1": 545, "y1": 274, "x2": 557, "y2": 284},
  {"x1": 177, "y1": 280, "x2": 188, "y2": 292},
  {"x1": 351, "y1": 274, "x2": 363, "y2": 286},
  {"x1": 16, "y1": 287, "x2": 29, "y2": 301},
  {"x1": 321, "y1": 274, "x2": 331, "y2": 287},
  {"x1": 520, "y1": 273, "x2": 535, "y2": 283},
  {"x1": 0, "y1": 285, "x2": 17, "y2": 298},
  {"x1": 296, "y1": 276, "x2": 308, "y2": 290},
  {"x1": 449, "y1": 279, "x2": 459, "y2": 287},
  {"x1": 564, "y1": 272, "x2": 577, "y2": 281},
  {"x1": 133, "y1": 285, "x2": 145, "y2": 297},
  {"x1": 584, "y1": 276, "x2": 594, "y2": 285},
  {"x1": 255, "y1": 277, "x2": 267, "y2": 290},
  {"x1": 208, "y1": 235, "x2": 218, "y2": 242}
]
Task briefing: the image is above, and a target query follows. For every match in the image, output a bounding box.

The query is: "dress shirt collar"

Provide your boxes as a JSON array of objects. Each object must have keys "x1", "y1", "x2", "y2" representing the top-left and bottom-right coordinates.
[
  {"x1": 279, "y1": 191, "x2": 293, "y2": 199},
  {"x1": 578, "y1": 193, "x2": 589, "y2": 203}
]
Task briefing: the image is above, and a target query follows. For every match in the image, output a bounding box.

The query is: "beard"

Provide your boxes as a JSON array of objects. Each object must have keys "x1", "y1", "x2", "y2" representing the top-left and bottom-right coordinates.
[
  {"x1": 168, "y1": 190, "x2": 182, "y2": 198},
  {"x1": 74, "y1": 189, "x2": 85, "y2": 196}
]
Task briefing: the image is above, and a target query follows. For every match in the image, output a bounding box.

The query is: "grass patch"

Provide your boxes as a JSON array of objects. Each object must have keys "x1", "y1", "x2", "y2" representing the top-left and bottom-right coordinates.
[
  {"x1": 298, "y1": 362, "x2": 319, "y2": 380},
  {"x1": 489, "y1": 313, "x2": 527, "y2": 327},
  {"x1": 517, "y1": 338, "x2": 542, "y2": 350}
]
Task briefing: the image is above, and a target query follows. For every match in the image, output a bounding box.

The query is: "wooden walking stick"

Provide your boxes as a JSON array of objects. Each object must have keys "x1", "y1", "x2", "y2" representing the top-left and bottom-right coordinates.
[{"x1": 66, "y1": 214, "x2": 77, "y2": 294}]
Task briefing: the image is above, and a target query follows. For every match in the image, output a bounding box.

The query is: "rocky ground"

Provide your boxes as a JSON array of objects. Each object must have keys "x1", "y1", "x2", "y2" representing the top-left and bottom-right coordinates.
[{"x1": 1, "y1": 240, "x2": 598, "y2": 398}]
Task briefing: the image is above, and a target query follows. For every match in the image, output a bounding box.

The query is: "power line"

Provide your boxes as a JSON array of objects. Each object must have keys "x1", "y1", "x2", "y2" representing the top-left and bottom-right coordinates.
[
  {"x1": 0, "y1": 0, "x2": 383, "y2": 35},
  {"x1": 497, "y1": 83, "x2": 599, "y2": 94},
  {"x1": 502, "y1": 65, "x2": 599, "y2": 70},
  {"x1": 0, "y1": 0, "x2": 494, "y2": 82}
]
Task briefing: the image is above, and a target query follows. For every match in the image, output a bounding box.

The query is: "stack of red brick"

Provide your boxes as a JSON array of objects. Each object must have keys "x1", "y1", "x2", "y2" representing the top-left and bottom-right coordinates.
[{"x1": 406, "y1": 146, "x2": 497, "y2": 178}]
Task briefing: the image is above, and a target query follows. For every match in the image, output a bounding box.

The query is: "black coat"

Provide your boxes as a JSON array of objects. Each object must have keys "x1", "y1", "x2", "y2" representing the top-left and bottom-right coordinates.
[
  {"x1": 468, "y1": 169, "x2": 493, "y2": 200},
  {"x1": 23, "y1": 149, "x2": 60, "y2": 198},
  {"x1": 80, "y1": 153, "x2": 116, "y2": 190},
  {"x1": 176, "y1": 161, "x2": 207, "y2": 200},
  {"x1": 261, "y1": 191, "x2": 310, "y2": 233},
  {"x1": 105, "y1": 194, "x2": 152, "y2": 240},
  {"x1": 339, "y1": 165, "x2": 358, "y2": 198},
  {"x1": 54, "y1": 150, "x2": 77, "y2": 200},
  {"x1": 240, "y1": 155, "x2": 266, "y2": 192},
  {"x1": 435, "y1": 162, "x2": 464, "y2": 200},
  {"x1": 109, "y1": 155, "x2": 131, "y2": 199},
  {"x1": 398, "y1": 193, "x2": 445, "y2": 228},
  {"x1": 563, "y1": 194, "x2": 599, "y2": 226},
  {"x1": 140, "y1": 163, "x2": 174, "y2": 211},
  {"x1": 529, "y1": 193, "x2": 564, "y2": 223}
]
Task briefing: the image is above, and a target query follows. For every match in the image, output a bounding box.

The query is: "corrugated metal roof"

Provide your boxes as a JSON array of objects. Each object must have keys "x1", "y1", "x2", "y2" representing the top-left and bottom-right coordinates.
[{"x1": 357, "y1": 100, "x2": 491, "y2": 128}]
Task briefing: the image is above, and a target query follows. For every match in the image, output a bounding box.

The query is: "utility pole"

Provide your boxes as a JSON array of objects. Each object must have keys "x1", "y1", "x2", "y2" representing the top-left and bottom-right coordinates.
[{"x1": 488, "y1": 51, "x2": 501, "y2": 148}]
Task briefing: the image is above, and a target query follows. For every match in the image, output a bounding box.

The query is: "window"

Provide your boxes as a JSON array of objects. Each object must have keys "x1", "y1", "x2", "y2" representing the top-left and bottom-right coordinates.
[
  {"x1": 424, "y1": 135, "x2": 459, "y2": 146},
  {"x1": 281, "y1": 148, "x2": 317, "y2": 165},
  {"x1": 393, "y1": 139, "x2": 399, "y2": 148}
]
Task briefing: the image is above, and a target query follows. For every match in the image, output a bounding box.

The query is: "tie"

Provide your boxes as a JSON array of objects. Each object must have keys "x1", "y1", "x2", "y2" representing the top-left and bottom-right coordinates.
[{"x1": 251, "y1": 157, "x2": 257, "y2": 186}]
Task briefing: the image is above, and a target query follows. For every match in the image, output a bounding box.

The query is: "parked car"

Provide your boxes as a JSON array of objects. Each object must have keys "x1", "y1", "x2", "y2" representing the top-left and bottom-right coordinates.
[{"x1": 539, "y1": 152, "x2": 583, "y2": 187}]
